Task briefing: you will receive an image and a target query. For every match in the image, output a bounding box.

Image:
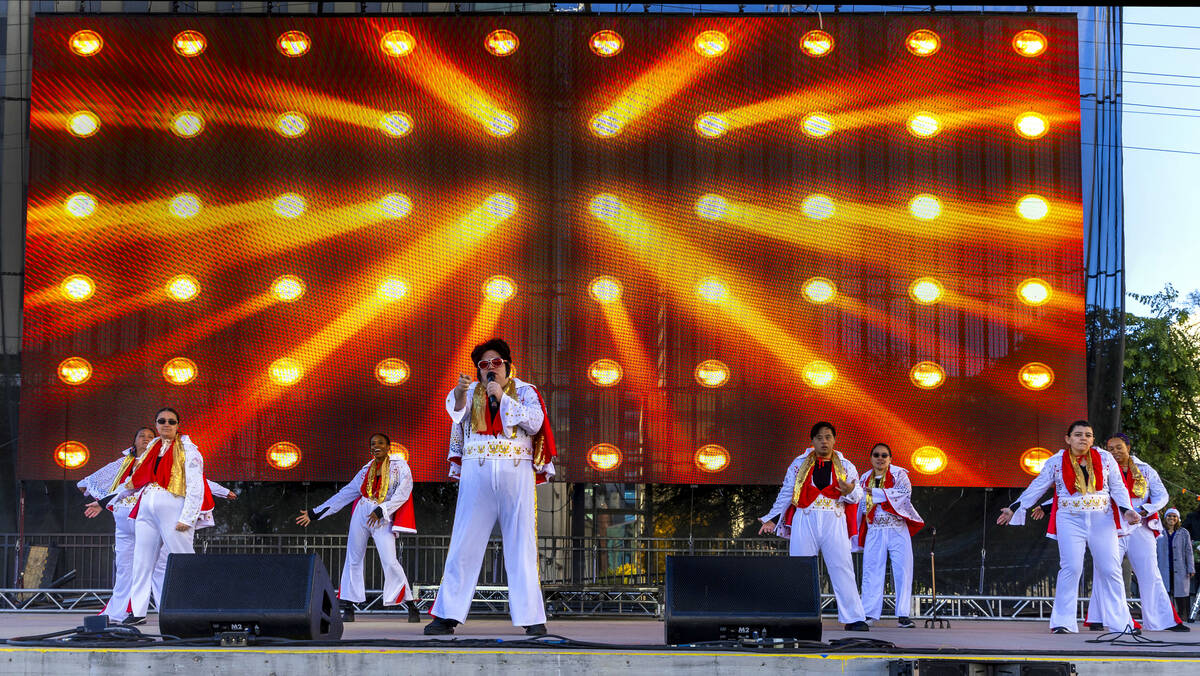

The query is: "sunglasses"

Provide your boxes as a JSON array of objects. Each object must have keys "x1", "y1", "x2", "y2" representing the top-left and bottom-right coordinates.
[
  {"x1": 156, "y1": 418, "x2": 178, "y2": 425},
  {"x1": 871, "y1": 453, "x2": 890, "y2": 458},
  {"x1": 477, "y1": 358, "x2": 506, "y2": 370}
]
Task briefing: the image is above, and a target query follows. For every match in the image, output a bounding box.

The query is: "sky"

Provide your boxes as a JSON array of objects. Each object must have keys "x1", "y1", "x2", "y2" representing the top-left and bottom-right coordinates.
[{"x1": 1122, "y1": 7, "x2": 1200, "y2": 314}]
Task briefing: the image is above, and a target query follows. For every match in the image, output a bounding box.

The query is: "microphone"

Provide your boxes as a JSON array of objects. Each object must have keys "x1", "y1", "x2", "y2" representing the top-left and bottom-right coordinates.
[{"x1": 486, "y1": 372, "x2": 499, "y2": 409}]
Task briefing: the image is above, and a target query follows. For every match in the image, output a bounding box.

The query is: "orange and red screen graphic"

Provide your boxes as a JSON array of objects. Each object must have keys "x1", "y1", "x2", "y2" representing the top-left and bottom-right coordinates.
[{"x1": 22, "y1": 15, "x2": 1082, "y2": 486}]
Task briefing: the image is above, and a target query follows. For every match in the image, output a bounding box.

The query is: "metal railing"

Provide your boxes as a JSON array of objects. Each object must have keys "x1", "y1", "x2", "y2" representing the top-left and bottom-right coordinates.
[
  {"x1": 0, "y1": 532, "x2": 1068, "y2": 613},
  {"x1": 1, "y1": 586, "x2": 1153, "y2": 623}
]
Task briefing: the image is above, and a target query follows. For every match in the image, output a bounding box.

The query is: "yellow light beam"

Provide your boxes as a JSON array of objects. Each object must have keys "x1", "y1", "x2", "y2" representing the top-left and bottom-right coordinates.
[
  {"x1": 441, "y1": 300, "x2": 507, "y2": 392},
  {"x1": 588, "y1": 25, "x2": 747, "y2": 137},
  {"x1": 386, "y1": 37, "x2": 517, "y2": 136},
  {"x1": 99, "y1": 294, "x2": 277, "y2": 381},
  {"x1": 195, "y1": 193, "x2": 518, "y2": 446},
  {"x1": 590, "y1": 194, "x2": 982, "y2": 481},
  {"x1": 598, "y1": 299, "x2": 689, "y2": 457}
]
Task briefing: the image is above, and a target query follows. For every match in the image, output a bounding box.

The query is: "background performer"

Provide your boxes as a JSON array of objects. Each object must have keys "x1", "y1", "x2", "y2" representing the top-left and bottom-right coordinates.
[
  {"x1": 855, "y1": 443, "x2": 924, "y2": 628},
  {"x1": 998, "y1": 420, "x2": 1139, "y2": 634},
  {"x1": 1083, "y1": 433, "x2": 1187, "y2": 632},
  {"x1": 297, "y1": 432, "x2": 419, "y2": 623}
]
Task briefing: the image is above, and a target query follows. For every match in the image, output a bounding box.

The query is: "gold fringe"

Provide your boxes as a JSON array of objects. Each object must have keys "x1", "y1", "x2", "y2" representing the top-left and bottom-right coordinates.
[
  {"x1": 471, "y1": 368, "x2": 519, "y2": 436},
  {"x1": 1128, "y1": 462, "x2": 1148, "y2": 499},
  {"x1": 108, "y1": 455, "x2": 136, "y2": 494},
  {"x1": 365, "y1": 457, "x2": 390, "y2": 503},
  {"x1": 791, "y1": 452, "x2": 848, "y2": 506},
  {"x1": 126, "y1": 438, "x2": 187, "y2": 498}
]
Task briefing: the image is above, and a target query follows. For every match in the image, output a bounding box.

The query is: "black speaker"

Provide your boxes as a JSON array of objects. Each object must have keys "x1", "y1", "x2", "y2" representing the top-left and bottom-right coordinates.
[
  {"x1": 664, "y1": 555, "x2": 821, "y2": 645},
  {"x1": 159, "y1": 553, "x2": 343, "y2": 640}
]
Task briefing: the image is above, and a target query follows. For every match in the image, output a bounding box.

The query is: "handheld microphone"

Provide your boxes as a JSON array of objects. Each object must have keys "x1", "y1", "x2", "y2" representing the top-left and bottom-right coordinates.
[{"x1": 486, "y1": 372, "x2": 499, "y2": 409}]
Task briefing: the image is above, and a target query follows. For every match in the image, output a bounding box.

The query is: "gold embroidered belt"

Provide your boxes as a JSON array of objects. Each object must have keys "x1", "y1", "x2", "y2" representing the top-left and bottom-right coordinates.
[
  {"x1": 1057, "y1": 494, "x2": 1109, "y2": 512},
  {"x1": 463, "y1": 442, "x2": 532, "y2": 461},
  {"x1": 871, "y1": 511, "x2": 906, "y2": 528},
  {"x1": 802, "y1": 495, "x2": 843, "y2": 512}
]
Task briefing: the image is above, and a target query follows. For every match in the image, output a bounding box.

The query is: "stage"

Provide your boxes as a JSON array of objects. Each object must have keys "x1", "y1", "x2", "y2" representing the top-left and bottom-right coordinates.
[{"x1": 2, "y1": 615, "x2": 1199, "y2": 675}]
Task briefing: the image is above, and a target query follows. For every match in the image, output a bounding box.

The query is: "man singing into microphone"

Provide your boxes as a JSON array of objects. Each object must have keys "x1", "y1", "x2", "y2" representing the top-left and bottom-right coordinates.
[{"x1": 425, "y1": 338, "x2": 556, "y2": 636}]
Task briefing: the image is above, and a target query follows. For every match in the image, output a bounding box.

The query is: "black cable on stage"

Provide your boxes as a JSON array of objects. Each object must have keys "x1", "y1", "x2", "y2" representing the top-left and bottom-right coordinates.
[
  {"x1": 1087, "y1": 626, "x2": 1200, "y2": 648},
  {"x1": 9, "y1": 623, "x2": 1200, "y2": 656},
  {"x1": 0, "y1": 626, "x2": 900, "y2": 654},
  {"x1": 2, "y1": 623, "x2": 184, "y2": 647}
]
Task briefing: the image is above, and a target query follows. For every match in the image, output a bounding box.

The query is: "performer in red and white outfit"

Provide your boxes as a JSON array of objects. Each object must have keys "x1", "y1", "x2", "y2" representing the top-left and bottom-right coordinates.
[
  {"x1": 998, "y1": 420, "x2": 1141, "y2": 634},
  {"x1": 1083, "y1": 433, "x2": 1188, "y2": 632},
  {"x1": 86, "y1": 427, "x2": 237, "y2": 622},
  {"x1": 79, "y1": 427, "x2": 155, "y2": 622},
  {"x1": 107, "y1": 408, "x2": 215, "y2": 625},
  {"x1": 297, "y1": 433, "x2": 419, "y2": 622},
  {"x1": 759, "y1": 421, "x2": 870, "y2": 631},
  {"x1": 854, "y1": 443, "x2": 924, "y2": 628},
  {"x1": 425, "y1": 338, "x2": 556, "y2": 637}
]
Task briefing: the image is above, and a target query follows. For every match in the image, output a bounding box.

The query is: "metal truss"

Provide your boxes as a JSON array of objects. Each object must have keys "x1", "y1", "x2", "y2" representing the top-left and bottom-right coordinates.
[
  {"x1": 0, "y1": 588, "x2": 1148, "y2": 622},
  {"x1": 0, "y1": 588, "x2": 114, "y2": 613}
]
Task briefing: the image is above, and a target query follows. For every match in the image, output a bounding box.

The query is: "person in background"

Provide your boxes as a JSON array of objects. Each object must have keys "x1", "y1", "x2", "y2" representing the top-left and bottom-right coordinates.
[
  {"x1": 1158, "y1": 508, "x2": 1195, "y2": 622},
  {"x1": 855, "y1": 443, "x2": 924, "y2": 629},
  {"x1": 297, "y1": 432, "x2": 419, "y2": 623}
]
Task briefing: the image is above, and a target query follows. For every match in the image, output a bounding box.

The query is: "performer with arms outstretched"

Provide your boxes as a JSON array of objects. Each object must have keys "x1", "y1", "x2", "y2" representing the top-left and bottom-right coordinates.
[
  {"x1": 998, "y1": 420, "x2": 1140, "y2": 634},
  {"x1": 759, "y1": 422, "x2": 870, "y2": 631},
  {"x1": 297, "y1": 433, "x2": 419, "y2": 623}
]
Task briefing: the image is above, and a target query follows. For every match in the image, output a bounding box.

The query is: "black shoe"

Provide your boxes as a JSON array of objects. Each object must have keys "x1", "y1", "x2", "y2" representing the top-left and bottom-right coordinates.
[
  {"x1": 524, "y1": 623, "x2": 547, "y2": 636},
  {"x1": 406, "y1": 601, "x2": 422, "y2": 624},
  {"x1": 898, "y1": 617, "x2": 915, "y2": 628},
  {"x1": 1087, "y1": 622, "x2": 1104, "y2": 631},
  {"x1": 339, "y1": 601, "x2": 355, "y2": 623},
  {"x1": 1168, "y1": 623, "x2": 1191, "y2": 632},
  {"x1": 844, "y1": 621, "x2": 870, "y2": 632},
  {"x1": 424, "y1": 617, "x2": 458, "y2": 635},
  {"x1": 121, "y1": 615, "x2": 146, "y2": 626},
  {"x1": 1051, "y1": 626, "x2": 1070, "y2": 634}
]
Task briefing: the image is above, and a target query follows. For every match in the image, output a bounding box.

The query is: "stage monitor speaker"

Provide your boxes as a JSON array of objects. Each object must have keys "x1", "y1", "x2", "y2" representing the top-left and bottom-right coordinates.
[
  {"x1": 664, "y1": 555, "x2": 821, "y2": 645},
  {"x1": 159, "y1": 553, "x2": 343, "y2": 640}
]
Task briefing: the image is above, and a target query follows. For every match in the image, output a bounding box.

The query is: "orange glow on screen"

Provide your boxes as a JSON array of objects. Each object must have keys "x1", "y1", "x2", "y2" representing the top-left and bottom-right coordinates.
[{"x1": 22, "y1": 15, "x2": 1086, "y2": 487}]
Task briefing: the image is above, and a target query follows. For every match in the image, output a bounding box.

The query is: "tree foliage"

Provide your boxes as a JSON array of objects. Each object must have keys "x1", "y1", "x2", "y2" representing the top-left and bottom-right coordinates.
[{"x1": 1119, "y1": 285, "x2": 1200, "y2": 512}]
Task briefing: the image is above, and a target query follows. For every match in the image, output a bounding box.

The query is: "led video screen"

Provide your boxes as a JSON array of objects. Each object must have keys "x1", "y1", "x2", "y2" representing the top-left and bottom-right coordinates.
[{"x1": 21, "y1": 14, "x2": 1083, "y2": 486}]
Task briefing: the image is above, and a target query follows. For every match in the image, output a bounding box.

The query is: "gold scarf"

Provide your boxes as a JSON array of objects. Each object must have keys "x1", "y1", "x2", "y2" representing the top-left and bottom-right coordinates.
[
  {"x1": 862, "y1": 472, "x2": 885, "y2": 515},
  {"x1": 364, "y1": 457, "x2": 390, "y2": 503},
  {"x1": 109, "y1": 454, "x2": 137, "y2": 493},
  {"x1": 1125, "y1": 461, "x2": 1148, "y2": 499},
  {"x1": 127, "y1": 438, "x2": 188, "y2": 498},
  {"x1": 471, "y1": 368, "x2": 519, "y2": 436},
  {"x1": 1068, "y1": 451, "x2": 1098, "y2": 496},
  {"x1": 791, "y1": 451, "x2": 848, "y2": 506}
]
